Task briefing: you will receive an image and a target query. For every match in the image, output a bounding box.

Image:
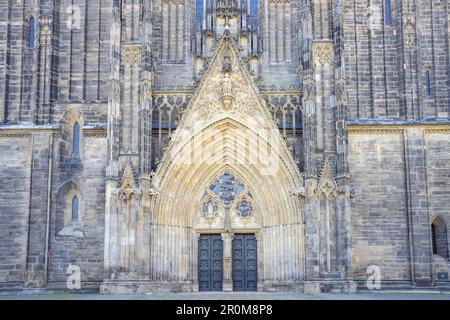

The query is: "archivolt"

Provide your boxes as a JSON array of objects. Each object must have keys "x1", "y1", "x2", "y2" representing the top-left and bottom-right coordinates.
[{"x1": 152, "y1": 117, "x2": 304, "y2": 228}]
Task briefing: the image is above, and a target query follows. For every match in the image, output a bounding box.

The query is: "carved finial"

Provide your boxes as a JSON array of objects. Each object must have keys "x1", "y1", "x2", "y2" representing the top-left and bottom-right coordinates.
[
  {"x1": 114, "y1": 161, "x2": 139, "y2": 200},
  {"x1": 316, "y1": 158, "x2": 338, "y2": 198}
]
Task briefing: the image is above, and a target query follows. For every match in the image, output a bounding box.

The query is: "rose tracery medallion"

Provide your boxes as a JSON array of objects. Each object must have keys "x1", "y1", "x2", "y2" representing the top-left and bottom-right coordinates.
[{"x1": 200, "y1": 170, "x2": 255, "y2": 220}]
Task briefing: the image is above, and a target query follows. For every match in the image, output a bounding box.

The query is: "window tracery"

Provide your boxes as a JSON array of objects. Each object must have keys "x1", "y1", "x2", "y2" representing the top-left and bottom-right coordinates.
[{"x1": 200, "y1": 170, "x2": 254, "y2": 219}]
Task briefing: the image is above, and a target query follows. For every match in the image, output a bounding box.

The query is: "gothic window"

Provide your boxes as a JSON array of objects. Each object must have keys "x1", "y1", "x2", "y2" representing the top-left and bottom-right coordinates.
[
  {"x1": 28, "y1": 15, "x2": 36, "y2": 49},
  {"x1": 71, "y1": 196, "x2": 79, "y2": 221},
  {"x1": 201, "y1": 199, "x2": 220, "y2": 218},
  {"x1": 195, "y1": 0, "x2": 204, "y2": 30},
  {"x1": 235, "y1": 200, "x2": 253, "y2": 217},
  {"x1": 431, "y1": 216, "x2": 449, "y2": 259},
  {"x1": 200, "y1": 171, "x2": 255, "y2": 219},
  {"x1": 385, "y1": 0, "x2": 392, "y2": 26},
  {"x1": 238, "y1": 0, "x2": 259, "y2": 29},
  {"x1": 249, "y1": 0, "x2": 258, "y2": 25},
  {"x1": 73, "y1": 122, "x2": 80, "y2": 157},
  {"x1": 425, "y1": 70, "x2": 432, "y2": 97},
  {"x1": 209, "y1": 171, "x2": 245, "y2": 206},
  {"x1": 432, "y1": 223, "x2": 437, "y2": 254},
  {"x1": 248, "y1": 0, "x2": 259, "y2": 53}
]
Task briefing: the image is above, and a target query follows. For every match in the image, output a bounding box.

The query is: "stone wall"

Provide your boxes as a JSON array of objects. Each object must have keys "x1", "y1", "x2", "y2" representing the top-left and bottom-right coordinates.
[
  {"x1": 47, "y1": 132, "x2": 107, "y2": 289},
  {"x1": 0, "y1": 0, "x2": 112, "y2": 124},
  {"x1": 349, "y1": 126, "x2": 450, "y2": 286},
  {"x1": 424, "y1": 129, "x2": 450, "y2": 282},
  {"x1": 0, "y1": 127, "x2": 106, "y2": 290},
  {"x1": 343, "y1": 0, "x2": 450, "y2": 120},
  {"x1": 349, "y1": 128, "x2": 410, "y2": 282},
  {"x1": 0, "y1": 135, "x2": 32, "y2": 288}
]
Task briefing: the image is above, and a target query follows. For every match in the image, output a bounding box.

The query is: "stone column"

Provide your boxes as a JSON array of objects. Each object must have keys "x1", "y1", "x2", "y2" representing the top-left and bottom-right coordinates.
[
  {"x1": 193, "y1": 232, "x2": 201, "y2": 292},
  {"x1": 255, "y1": 231, "x2": 264, "y2": 291},
  {"x1": 103, "y1": 2, "x2": 122, "y2": 281},
  {"x1": 222, "y1": 232, "x2": 233, "y2": 292}
]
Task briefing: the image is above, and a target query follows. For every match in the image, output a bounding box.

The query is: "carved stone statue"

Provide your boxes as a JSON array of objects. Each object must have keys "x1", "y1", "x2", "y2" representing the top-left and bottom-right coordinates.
[{"x1": 222, "y1": 55, "x2": 233, "y2": 73}]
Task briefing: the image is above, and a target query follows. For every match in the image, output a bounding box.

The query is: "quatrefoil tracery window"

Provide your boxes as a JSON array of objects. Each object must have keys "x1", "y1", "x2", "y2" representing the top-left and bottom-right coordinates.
[{"x1": 200, "y1": 171, "x2": 254, "y2": 218}]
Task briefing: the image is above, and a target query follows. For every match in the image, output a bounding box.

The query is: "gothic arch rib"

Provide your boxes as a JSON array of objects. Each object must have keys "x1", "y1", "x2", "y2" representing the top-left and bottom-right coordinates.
[{"x1": 152, "y1": 117, "x2": 303, "y2": 228}]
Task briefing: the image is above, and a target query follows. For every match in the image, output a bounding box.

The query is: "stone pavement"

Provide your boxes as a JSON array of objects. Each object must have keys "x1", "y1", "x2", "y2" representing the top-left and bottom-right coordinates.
[{"x1": 1, "y1": 291, "x2": 450, "y2": 300}]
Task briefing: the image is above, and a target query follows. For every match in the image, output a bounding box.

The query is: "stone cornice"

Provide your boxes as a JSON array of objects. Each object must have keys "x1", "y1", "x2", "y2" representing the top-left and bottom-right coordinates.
[
  {"x1": 84, "y1": 129, "x2": 107, "y2": 138},
  {"x1": 0, "y1": 124, "x2": 107, "y2": 137},
  {"x1": 348, "y1": 121, "x2": 450, "y2": 134},
  {"x1": 0, "y1": 132, "x2": 33, "y2": 138}
]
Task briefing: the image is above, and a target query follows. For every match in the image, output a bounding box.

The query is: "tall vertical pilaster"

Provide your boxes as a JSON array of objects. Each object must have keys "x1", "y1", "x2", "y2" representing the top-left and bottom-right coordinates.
[
  {"x1": 37, "y1": 15, "x2": 53, "y2": 123},
  {"x1": 103, "y1": 0, "x2": 155, "y2": 289},
  {"x1": 404, "y1": 128, "x2": 433, "y2": 286},
  {"x1": 104, "y1": 0, "x2": 123, "y2": 277},
  {"x1": 139, "y1": 0, "x2": 154, "y2": 176},
  {"x1": 301, "y1": 0, "x2": 354, "y2": 293}
]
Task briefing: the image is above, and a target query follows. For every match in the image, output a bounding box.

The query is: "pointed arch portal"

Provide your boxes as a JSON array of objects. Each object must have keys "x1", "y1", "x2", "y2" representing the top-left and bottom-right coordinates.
[{"x1": 148, "y1": 36, "x2": 305, "y2": 291}]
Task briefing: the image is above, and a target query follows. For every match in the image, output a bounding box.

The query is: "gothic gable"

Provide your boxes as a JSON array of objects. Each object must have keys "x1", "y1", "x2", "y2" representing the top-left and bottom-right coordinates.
[
  {"x1": 154, "y1": 33, "x2": 302, "y2": 186},
  {"x1": 182, "y1": 34, "x2": 275, "y2": 130}
]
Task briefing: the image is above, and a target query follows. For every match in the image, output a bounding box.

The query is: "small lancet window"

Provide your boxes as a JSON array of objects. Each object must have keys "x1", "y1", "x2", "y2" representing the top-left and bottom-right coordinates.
[
  {"x1": 195, "y1": 0, "x2": 204, "y2": 30},
  {"x1": 73, "y1": 122, "x2": 80, "y2": 157},
  {"x1": 385, "y1": 0, "x2": 392, "y2": 26},
  {"x1": 250, "y1": 0, "x2": 258, "y2": 22},
  {"x1": 28, "y1": 16, "x2": 35, "y2": 49},
  {"x1": 431, "y1": 216, "x2": 449, "y2": 259},
  {"x1": 432, "y1": 223, "x2": 438, "y2": 254},
  {"x1": 71, "y1": 196, "x2": 79, "y2": 221}
]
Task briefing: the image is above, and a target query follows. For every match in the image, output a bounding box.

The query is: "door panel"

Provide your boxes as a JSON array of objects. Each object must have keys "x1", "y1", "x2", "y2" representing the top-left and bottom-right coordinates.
[
  {"x1": 198, "y1": 234, "x2": 223, "y2": 291},
  {"x1": 232, "y1": 234, "x2": 257, "y2": 291}
]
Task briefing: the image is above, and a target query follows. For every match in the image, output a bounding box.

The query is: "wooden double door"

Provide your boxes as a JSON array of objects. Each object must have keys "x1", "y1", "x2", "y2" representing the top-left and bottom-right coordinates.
[{"x1": 198, "y1": 234, "x2": 257, "y2": 292}]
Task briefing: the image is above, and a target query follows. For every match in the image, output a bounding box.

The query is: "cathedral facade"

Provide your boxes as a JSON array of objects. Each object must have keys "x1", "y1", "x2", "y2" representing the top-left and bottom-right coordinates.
[{"x1": 0, "y1": 0, "x2": 450, "y2": 294}]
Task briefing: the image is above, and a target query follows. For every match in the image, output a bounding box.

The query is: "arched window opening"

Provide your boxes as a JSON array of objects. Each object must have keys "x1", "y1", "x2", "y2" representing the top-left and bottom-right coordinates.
[
  {"x1": 431, "y1": 217, "x2": 449, "y2": 259},
  {"x1": 425, "y1": 70, "x2": 432, "y2": 97},
  {"x1": 71, "y1": 196, "x2": 79, "y2": 221},
  {"x1": 28, "y1": 16, "x2": 35, "y2": 48},
  {"x1": 249, "y1": 0, "x2": 258, "y2": 24},
  {"x1": 195, "y1": 0, "x2": 204, "y2": 31},
  {"x1": 385, "y1": 0, "x2": 392, "y2": 26},
  {"x1": 73, "y1": 122, "x2": 80, "y2": 157}
]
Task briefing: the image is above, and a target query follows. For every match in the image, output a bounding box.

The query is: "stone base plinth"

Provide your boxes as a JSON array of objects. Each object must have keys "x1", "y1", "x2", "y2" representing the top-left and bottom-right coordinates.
[
  {"x1": 100, "y1": 281, "x2": 195, "y2": 295},
  {"x1": 261, "y1": 281, "x2": 304, "y2": 292},
  {"x1": 303, "y1": 279, "x2": 357, "y2": 294},
  {"x1": 101, "y1": 280, "x2": 306, "y2": 294}
]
